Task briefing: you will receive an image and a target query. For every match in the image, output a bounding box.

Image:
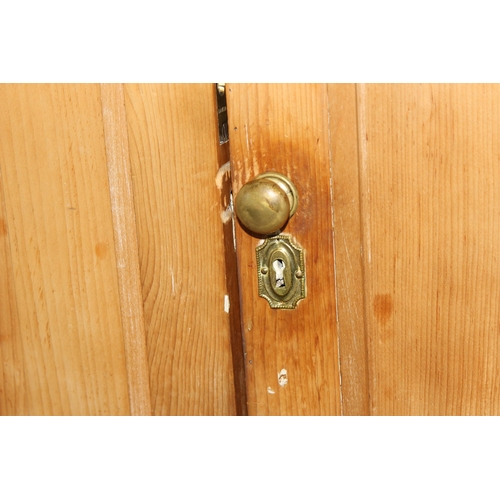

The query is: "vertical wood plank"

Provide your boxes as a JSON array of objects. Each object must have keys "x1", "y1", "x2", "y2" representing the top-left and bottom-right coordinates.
[
  {"x1": 0, "y1": 179, "x2": 26, "y2": 414},
  {"x1": 327, "y1": 84, "x2": 370, "y2": 415},
  {"x1": 358, "y1": 84, "x2": 500, "y2": 415},
  {"x1": 124, "y1": 84, "x2": 237, "y2": 415},
  {"x1": 227, "y1": 84, "x2": 342, "y2": 415},
  {"x1": 100, "y1": 84, "x2": 152, "y2": 416},
  {"x1": 0, "y1": 84, "x2": 130, "y2": 415}
]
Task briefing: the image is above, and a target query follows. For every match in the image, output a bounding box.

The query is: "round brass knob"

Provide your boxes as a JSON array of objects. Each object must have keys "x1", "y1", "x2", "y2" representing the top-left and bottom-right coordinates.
[{"x1": 234, "y1": 172, "x2": 298, "y2": 236}]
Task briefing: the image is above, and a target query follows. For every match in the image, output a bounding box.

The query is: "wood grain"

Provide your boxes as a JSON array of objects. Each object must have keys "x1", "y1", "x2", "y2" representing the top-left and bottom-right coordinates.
[
  {"x1": 124, "y1": 84, "x2": 237, "y2": 415},
  {"x1": 215, "y1": 129, "x2": 248, "y2": 416},
  {"x1": 227, "y1": 83, "x2": 342, "y2": 415},
  {"x1": 0, "y1": 84, "x2": 130, "y2": 415},
  {"x1": 0, "y1": 175, "x2": 26, "y2": 414},
  {"x1": 327, "y1": 84, "x2": 370, "y2": 415},
  {"x1": 100, "y1": 84, "x2": 152, "y2": 416},
  {"x1": 358, "y1": 84, "x2": 500, "y2": 415},
  {"x1": 5, "y1": 83, "x2": 495, "y2": 416}
]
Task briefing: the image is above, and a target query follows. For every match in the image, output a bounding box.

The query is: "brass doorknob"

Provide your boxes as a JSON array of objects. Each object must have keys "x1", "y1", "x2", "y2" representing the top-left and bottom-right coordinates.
[{"x1": 234, "y1": 172, "x2": 298, "y2": 236}]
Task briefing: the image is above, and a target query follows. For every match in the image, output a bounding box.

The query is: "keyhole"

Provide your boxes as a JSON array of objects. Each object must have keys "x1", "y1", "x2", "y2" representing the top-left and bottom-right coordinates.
[{"x1": 273, "y1": 259, "x2": 286, "y2": 288}]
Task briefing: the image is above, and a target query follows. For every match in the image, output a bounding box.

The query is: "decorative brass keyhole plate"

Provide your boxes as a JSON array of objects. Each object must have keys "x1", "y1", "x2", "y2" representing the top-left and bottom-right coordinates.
[{"x1": 256, "y1": 235, "x2": 306, "y2": 309}]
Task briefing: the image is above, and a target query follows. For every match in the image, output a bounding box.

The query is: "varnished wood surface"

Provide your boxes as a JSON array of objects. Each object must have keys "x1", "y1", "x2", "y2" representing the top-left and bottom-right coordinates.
[
  {"x1": 100, "y1": 84, "x2": 152, "y2": 416},
  {"x1": 229, "y1": 83, "x2": 500, "y2": 416},
  {"x1": 0, "y1": 174, "x2": 25, "y2": 414},
  {"x1": 227, "y1": 84, "x2": 342, "y2": 415},
  {"x1": 124, "y1": 84, "x2": 237, "y2": 415},
  {"x1": 357, "y1": 84, "x2": 500, "y2": 415},
  {"x1": 0, "y1": 84, "x2": 130, "y2": 415},
  {"x1": 216, "y1": 141, "x2": 248, "y2": 416},
  {"x1": 0, "y1": 84, "x2": 240, "y2": 416},
  {"x1": 3, "y1": 83, "x2": 499, "y2": 416},
  {"x1": 327, "y1": 84, "x2": 370, "y2": 415}
]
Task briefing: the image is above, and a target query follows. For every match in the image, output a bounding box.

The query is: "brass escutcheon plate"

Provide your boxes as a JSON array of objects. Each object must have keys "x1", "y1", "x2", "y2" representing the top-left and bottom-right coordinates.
[{"x1": 256, "y1": 234, "x2": 306, "y2": 309}]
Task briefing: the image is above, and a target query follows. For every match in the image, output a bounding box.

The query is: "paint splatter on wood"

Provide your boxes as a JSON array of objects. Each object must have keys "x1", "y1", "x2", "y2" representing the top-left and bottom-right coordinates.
[{"x1": 278, "y1": 368, "x2": 288, "y2": 387}]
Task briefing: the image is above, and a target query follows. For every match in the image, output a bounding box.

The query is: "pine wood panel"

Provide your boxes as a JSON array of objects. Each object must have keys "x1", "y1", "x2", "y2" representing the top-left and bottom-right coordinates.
[
  {"x1": 100, "y1": 84, "x2": 152, "y2": 416},
  {"x1": 358, "y1": 84, "x2": 500, "y2": 415},
  {"x1": 327, "y1": 84, "x2": 370, "y2": 415},
  {"x1": 227, "y1": 83, "x2": 342, "y2": 415},
  {"x1": 0, "y1": 178, "x2": 26, "y2": 414},
  {"x1": 124, "y1": 84, "x2": 237, "y2": 415},
  {"x1": 0, "y1": 84, "x2": 130, "y2": 415}
]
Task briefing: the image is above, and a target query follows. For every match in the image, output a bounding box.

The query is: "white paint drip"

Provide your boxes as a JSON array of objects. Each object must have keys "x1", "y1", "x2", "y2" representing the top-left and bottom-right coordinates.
[
  {"x1": 278, "y1": 368, "x2": 288, "y2": 387},
  {"x1": 220, "y1": 205, "x2": 232, "y2": 224},
  {"x1": 224, "y1": 295, "x2": 230, "y2": 313},
  {"x1": 215, "y1": 161, "x2": 231, "y2": 189},
  {"x1": 267, "y1": 387, "x2": 275, "y2": 395}
]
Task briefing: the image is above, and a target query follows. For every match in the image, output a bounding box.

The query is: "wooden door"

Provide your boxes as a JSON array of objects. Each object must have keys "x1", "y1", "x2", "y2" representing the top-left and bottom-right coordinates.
[
  {"x1": 227, "y1": 83, "x2": 500, "y2": 416},
  {"x1": 2, "y1": 83, "x2": 500, "y2": 416},
  {"x1": 0, "y1": 84, "x2": 240, "y2": 415}
]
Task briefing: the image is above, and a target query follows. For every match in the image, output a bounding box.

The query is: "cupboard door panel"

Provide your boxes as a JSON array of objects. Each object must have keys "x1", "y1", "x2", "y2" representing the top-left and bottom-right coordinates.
[
  {"x1": 124, "y1": 84, "x2": 237, "y2": 415},
  {"x1": 358, "y1": 84, "x2": 500, "y2": 415},
  {"x1": 0, "y1": 84, "x2": 130, "y2": 415},
  {"x1": 227, "y1": 84, "x2": 342, "y2": 415}
]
